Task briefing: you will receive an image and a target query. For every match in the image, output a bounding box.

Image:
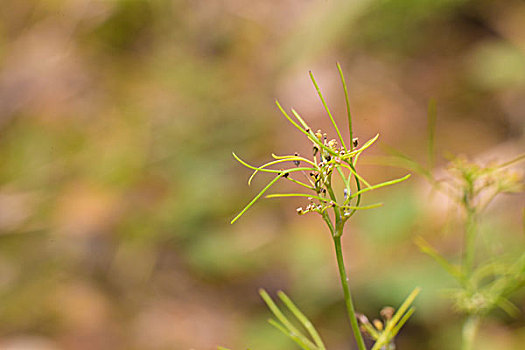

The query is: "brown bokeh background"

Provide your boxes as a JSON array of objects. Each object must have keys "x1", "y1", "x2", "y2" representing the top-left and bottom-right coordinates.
[{"x1": 0, "y1": 1, "x2": 524, "y2": 349}]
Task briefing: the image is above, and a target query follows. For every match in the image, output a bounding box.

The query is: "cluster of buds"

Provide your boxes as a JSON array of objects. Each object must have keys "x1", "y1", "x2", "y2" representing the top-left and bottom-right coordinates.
[
  {"x1": 296, "y1": 197, "x2": 335, "y2": 216},
  {"x1": 357, "y1": 307, "x2": 396, "y2": 349}
]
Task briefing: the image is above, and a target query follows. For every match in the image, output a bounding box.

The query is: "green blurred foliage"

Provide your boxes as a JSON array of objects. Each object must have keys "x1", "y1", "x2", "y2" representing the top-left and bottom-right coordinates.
[{"x1": 0, "y1": 0, "x2": 523, "y2": 349}]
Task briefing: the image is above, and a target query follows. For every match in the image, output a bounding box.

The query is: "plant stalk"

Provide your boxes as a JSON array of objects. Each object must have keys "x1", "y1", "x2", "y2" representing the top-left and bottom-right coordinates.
[
  {"x1": 463, "y1": 207, "x2": 477, "y2": 283},
  {"x1": 333, "y1": 234, "x2": 367, "y2": 350},
  {"x1": 461, "y1": 315, "x2": 480, "y2": 350}
]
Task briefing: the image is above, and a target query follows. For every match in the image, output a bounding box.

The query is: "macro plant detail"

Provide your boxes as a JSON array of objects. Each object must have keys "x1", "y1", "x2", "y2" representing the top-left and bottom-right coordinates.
[{"x1": 229, "y1": 63, "x2": 418, "y2": 350}]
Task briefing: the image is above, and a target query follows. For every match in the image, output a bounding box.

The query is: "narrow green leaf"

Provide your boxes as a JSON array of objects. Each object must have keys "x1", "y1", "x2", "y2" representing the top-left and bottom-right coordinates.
[
  {"x1": 415, "y1": 236, "x2": 464, "y2": 283},
  {"x1": 350, "y1": 174, "x2": 411, "y2": 199},
  {"x1": 389, "y1": 307, "x2": 416, "y2": 339},
  {"x1": 352, "y1": 133, "x2": 380, "y2": 165},
  {"x1": 267, "y1": 319, "x2": 314, "y2": 350},
  {"x1": 276, "y1": 101, "x2": 339, "y2": 161},
  {"x1": 260, "y1": 289, "x2": 318, "y2": 350},
  {"x1": 337, "y1": 62, "x2": 354, "y2": 152},
  {"x1": 276, "y1": 101, "x2": 336, "y2": 160},
  {"x1": 266, "y1": 193, "x2": 330, "y2": 202},
  {"x1": 233, "y1": 152, "x2": 315, "y2": 178},
  {"x1": 390, "y1": 288, "x2": 420, "y2": 326},
  {"x1": 309, "y1": 71, "x2": 347, "y2": 151},
  {"x1": 497, "y1": 153, "x2": 525, "y2": 169},
  {"x1": 495, "y1": 297, "x2": 520, "y2": 318},
  {"x1": 341, "y1": 203, "x2": 383, "y2": 210},
  {"x1": 339, "y1": 161, "x2": 371, "y2": 188},
  {"x1": 231, "y1": 173, "x2": 285, "y2": 224},
  {"x1": 247, "y1": 157, "x2": 316, "y2": 185},
  {"x1": 290, "y1": 109, "x2": 340, "y2": 159},
  {"x1": 380, "y1": 145, "x2": 434, "y2": 181},
  {"x1": 276, "y1": 100, "x2": 312, "y2": 137},
  {"x1": 272, "y1": 154, "x2": 318, "y2": 167},
  {"x1": 278, "y1": 291, "x2": 326, "y2": 350}
]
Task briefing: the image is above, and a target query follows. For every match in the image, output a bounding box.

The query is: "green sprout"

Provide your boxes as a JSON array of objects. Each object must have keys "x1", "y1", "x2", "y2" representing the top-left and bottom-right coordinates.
[{"x1": 230, "y1": 63, "x2": 416, "y2": 350}]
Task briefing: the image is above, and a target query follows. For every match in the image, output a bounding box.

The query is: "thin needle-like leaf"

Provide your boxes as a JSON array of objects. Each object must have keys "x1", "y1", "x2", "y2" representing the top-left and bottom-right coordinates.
[
  {"x1": 247, "y1": 158, "x2": 316, "y2": 185},
  {"x1": 497, "y1": 153, "x2": 525, "y2": 169},
  {"x1": 415, "y1": 236, "x2": 464, "y2": 283},
  {"x1": 233, "y1": 152, "x2": 315, "y2": 177},
  {"x1": 350, "y1": 174, "x2": 411, "y2": 199},
  {"x1": 390, "y1": 307, "x2": 416, "y2": 338},
  {"x1": 231, "y1": 173, "x2": 285, "y2": 224},
  {"x1": 495, "y1": 297, "x2": 520, "y2": 318},
  {"x1": 341, "y1": 203, "x2": 383, "y2": 210},
  {"x1": 290, "y1": 109, "x2": 340, "y2": 159},
  {"x1": 380, "y1": 145, "x2": 434, "y2": 181},
  {"x1": 276, "y1": 102, "x2": 340, "y2": 160},
  {"x1": 286, "y1": 177, "x2": 316, "y2": 190},
  {"x1": 272, "y1": 154, "x2": 318, "y2": 167},
  {"x1": 352, "y1": 134, "x2": 380, "y2": 165},
  {"x1": 278, "y1": 291, "x2": 326, "y2": 350},
  {"x1": 335, "y1": 165, "x2": 351, "y2": 192},
  {"x1": 267, "y1": 319, "x2": 314, "y2": 350},
  {"x1": 338, "y1": 161, "x2": 371, "y2": 188},
  {"x1": 309, "y1": 71, "x2": 347, "y2": 151},
  {"x1": 260, "y1": 289, "x2": 318, "y2": 350},
  {"x1": 266, "y1": 193, "x2": 330, "y2": 202},
  {"x1": 276, "y1": 100, "x2": 311, "y2": 136},
  {"x1": 337, "y1": 62, "x2": 354, "y2": 152}
]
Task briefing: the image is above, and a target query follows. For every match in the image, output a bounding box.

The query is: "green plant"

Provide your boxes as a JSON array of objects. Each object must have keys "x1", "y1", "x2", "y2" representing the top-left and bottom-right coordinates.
[
  {"x1": 228, "y1": 63, "x2": 418, "y2": 350},
  {"x1": 383, "y1": 104, "x2": 525, "y2": 350}
]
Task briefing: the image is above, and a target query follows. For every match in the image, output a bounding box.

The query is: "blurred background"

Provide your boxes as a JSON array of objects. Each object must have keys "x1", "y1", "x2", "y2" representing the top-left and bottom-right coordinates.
[{"x1": 0, "y1": 0, "x2": 524, "y2": 349}]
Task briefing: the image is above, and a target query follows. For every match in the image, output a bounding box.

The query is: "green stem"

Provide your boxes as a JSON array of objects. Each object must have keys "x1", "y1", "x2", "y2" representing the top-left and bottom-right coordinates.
[
  {"x1": 333, "y1": 235, "x2": 367, "y2": 350},
  {"x1": 461, "y1": 315, "x2": 480, "y2": 350},
  {"x1": 463, "y1": 207, "x2": 477, "y2": 281}
]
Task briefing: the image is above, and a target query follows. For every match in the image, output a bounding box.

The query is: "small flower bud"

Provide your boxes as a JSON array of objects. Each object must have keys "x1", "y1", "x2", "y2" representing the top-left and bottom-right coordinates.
[
  {"x1": 373, "y1": 319, "x2": 383, "y2": 331},
  {"x1": 313, "y1": 145, "x2": 319, "y2": 156},
  {"x1": 293, "y1": 152, "x2": 300, "y2": 166},
  {"x1": 380, "y1": 306, "x2": 395, "y2": 321},
  {"x1": 357, "y1": 313, "x2": 370, "y2": 325}
]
